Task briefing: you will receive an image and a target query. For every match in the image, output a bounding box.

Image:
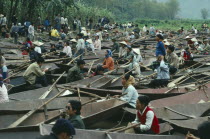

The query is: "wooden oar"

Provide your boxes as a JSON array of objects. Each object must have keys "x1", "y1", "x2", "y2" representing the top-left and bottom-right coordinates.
[
  {"x1": 66, "y1": 54, "x2": 83, "y2": 66},
  {"x1": 111, "y1": 67, "x2": 135, "y2": 84},
  {"x1": 86, "y1": 76, "x2": 106, "y2": 87},
  {"x1": 114, "y1": 123, "x2": 141, "y2": 132},
  {"x1": 39, "y1": 71, "x2": 66, "y2": 99},
  {"x1": 8, "y1": 89, "x2": 66, "y2": 128},
  {"x1": 4, "y1": 70, "x2": 23, "y2": 81},
  {"x1": 87, "y1": 61, "x2": 95, "y2": 76},
  {"x1": 45, "y1": 57, "x2": 72, "y2": 63},
  {"x1": 164, "y1": 107, "x2": 195, "y2": 119}
]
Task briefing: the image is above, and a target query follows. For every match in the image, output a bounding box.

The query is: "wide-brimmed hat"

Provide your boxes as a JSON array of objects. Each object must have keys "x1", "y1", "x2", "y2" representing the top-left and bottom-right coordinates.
[
  {"x1": 119, "y1": 41, "x2": 127, "y2": 46},
  {"x1": 164, "y1": 41, "x2": 170, "y2": 46},
  {"x1": 191, "y1": 38, "x2": 198, "y2": 42},
  {"x1": 0, "y1": 14, "x2": 3, "y2": 17},
  {"x1": 86, "y1": 39, "x2": 93, "y2": 44},
  {"x1": 81, "y1": 27, "x2": 86, "y2": 30},
  {"x1": 203, "y1": 39, "x2": 209, "y2": 42},
  {"x1": 133, "y1": 48, "x2": 141, "y2": 55},
  {"x1": 33, "y1": 41, "x2": 44, "y2": 46},
  {"x1": 185, "y1": 36, "x2": 192, "y2": 39},
  {"x1": 70, "y1": 39, "x2": 77, "y2": 43}
]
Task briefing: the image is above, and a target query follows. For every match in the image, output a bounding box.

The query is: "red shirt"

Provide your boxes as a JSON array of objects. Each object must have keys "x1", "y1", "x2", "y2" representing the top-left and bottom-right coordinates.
[{"x1": 137, "y1": 106, "x2": 160, "y2": 134}]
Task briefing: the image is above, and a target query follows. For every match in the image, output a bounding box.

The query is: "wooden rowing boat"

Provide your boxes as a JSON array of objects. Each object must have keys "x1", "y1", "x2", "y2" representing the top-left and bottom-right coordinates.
[
  {"x1": 150, "y1": 88, "x2": 210, "y2": 108},
  {"x1": 0, "y1": 125, "x2": 183, "y2": 139}
]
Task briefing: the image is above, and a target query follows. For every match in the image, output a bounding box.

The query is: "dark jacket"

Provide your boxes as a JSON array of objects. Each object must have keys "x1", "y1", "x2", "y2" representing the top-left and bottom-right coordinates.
[
  {"x1": 69, "y1": 115, "x2": 85, "y2": 129},
  {"x1": 66, "y1": 65, "x2": 84, "y2": 83}
]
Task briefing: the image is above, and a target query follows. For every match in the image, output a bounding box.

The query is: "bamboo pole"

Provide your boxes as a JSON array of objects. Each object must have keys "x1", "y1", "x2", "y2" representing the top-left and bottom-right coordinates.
[
  {"x1": 114, "y1": 123, "x2": 141, "y2": 132},
  {"x1": 66, "y1": 54, "x2": 83, "y2": 66},
  {"x1": 164, "y1": 107, "x2": 195, "y2": 119},
  {"x1": 39, "y1": 71, "x2": 66, "y2": 99}
]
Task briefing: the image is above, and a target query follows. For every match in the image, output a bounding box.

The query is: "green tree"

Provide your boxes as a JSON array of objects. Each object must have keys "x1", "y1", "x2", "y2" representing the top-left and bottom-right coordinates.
[{"x1": 201, "y1": 8, "x2": 209, "y2": 19}]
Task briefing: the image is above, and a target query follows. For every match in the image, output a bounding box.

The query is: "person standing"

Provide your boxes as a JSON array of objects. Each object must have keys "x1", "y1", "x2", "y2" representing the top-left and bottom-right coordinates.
[
  {"x1": 11, "y1": 23, "x2": 20, "y2": 44},
  {"x1": 77, "y1": 18, "x2": 82, "y2": 33},
  {"x1": 0, "y1": 74, "x2": 8, "y2": 103},
  {"x1": 11, "y1": 14, "x2": 17, "y2": 25},
  {"x1": 44, "y1": 18, "x2": 50, "y2": 31},
  {"x1": 75, "y1": 33, "x2": 85, "y2": 60},
  {"x1": 60, "y1": 15, "x2": 65, "y2": 30},
  {"x1": 0, "y1": 51, "x2": 8, "y2": 81},
  {"x1": 73, "y1": 17, "x2": 77, "y2": 31},
  {"x1": 28, "y1": 23, "x2": 35, "y2": 41},
  {"x1": 155, "y1": 34, "x2": 166, "y2": 57}
]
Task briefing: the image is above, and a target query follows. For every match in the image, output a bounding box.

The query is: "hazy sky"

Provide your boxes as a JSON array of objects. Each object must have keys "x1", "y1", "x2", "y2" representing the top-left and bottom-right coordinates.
[{"x1": 158, "y1": 0, "x2": 210, "y2": 19}]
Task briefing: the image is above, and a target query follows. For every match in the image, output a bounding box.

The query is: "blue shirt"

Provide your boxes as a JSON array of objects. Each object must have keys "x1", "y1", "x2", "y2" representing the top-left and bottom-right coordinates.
[{"x1": 156, "y1": 41, "x2": 166, "y2": 57}]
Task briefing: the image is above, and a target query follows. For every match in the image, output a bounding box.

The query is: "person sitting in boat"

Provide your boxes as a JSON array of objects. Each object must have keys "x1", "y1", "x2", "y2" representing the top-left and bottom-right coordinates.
[
  {"x1": 115, "y1": 74, "x2": 138, "y2": 108},
  {"x1": 118, "y1": 41, "x2": 127, "y2": 58},
  {"x1": 23, "y1": 57, "x2": 48, "y2": 87},
  {"x1": 34, "y1": 41, "x2": 43, "y2": 54},
  {"x1": 149, "y1": 55, "x2": 170, "y2": 88},
  {"x1": 111, "y1": 38, "x2": 120, "y2": 53},
  {"x1": 132, "y1": 95, "x2": 160, "y2": 134},
  {"x1": 202, "y1": 39, "x2": 210, "y2": 55},
  {"x1": 165, "y1": 45, "x2": 179, "y2": 74},
  {"x1": 91, "y1": 65, "x2": 104, "y2": 77},
  {"x1": 93, "y1": 35, "x2": 101, "y2": 51},
  {"x1": 185, "y1": 121, "x2": 210, "y2": 139},
  {"x1": 61, "y1": 41, "x2": 72, "y2": 58},
  {"x1": 22, "y1": 37, "x2": 32, "y2": 48},
  {"x1": 29, "y1": 47, "x2": 41, "y2": 63},
  {"x1": 66, "y1": 59, "x2": 86, "y2": 83},
  {"x1": 0, "y1": 51, "x2": 9, "y2": 81},
  {"x1": 37, "y1": 118, "x2": 76, "y2": 139},
  {"x1": 133, "y1": 48, "x2": 143, "y2": 63},
  {"x1": 102, "y1": 50, "x2": 114, "y2": 72},
  {"x1": 181, "y1": 47, "x2": 193, "y2": 67},
  {"x1": 123, "y1": 45, "x2": 134, "y2": 61},
  {"x1": 65, "y1": 100, "x2": 85, "y2": 129},
  {"x1": 50, "y1": 44, "x2": 56, "y2": 53},
  {"x1": 155, "y1": 34, "x2": 166, "y2": 57},
  {"x1": 70, "y1": 39, "x2": 77, "y2": 55},
  {"x1": 119, "y1": 55, "x2": 141, "y2": 78},
  {"x1": 86, "y1": 39, "x2": 95, "y2": 53},
  {"x1": 0, "y1": 74, "x2": 9, "y2": 103}
]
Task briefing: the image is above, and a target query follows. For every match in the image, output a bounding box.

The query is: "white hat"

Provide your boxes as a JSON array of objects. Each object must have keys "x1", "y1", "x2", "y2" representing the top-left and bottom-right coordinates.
[
  {"x1": 185, "y1": 36, "x2": 192, "y2": 39},
  {"x1": 104, "y1": 30, "x2": 108, "y2": 32},
  {"x1": 204, "y1": 39, "x2": 209, "y2": 42},
  {"x1": 86, "y1": 39, "x2": 93, "y2": 44},
  {"x1": 119, "y1": 41, "x2": 127, "y2": 46},
  {"x1": 164, "y1": 41, "x2": 170, "y2": 46},
  {"x1": 18, "y1": 23, "x2": 21, "y2": 26},
  {"x1": 81, "y1": 27, "x2": 86, "y2": 31},
  {"x1": 191, "y1": 38, "x2": 198, "y2": 42},
  {"x1": 0, "y1": 14, "x2": 3, "y2": 17},
  {"x1": 133, "y1": 48, "x2": 141, "y2": 55},
  {"x1": 163, "y1": 39, "x2": 168, "y2": 42},
  {"x1": 131, "y1": 32, "x2": 134, "y2": 34},
  {"x1": 33, "y1": 41, "x2": 44, "y2": 46},
  {"x1": 70, "y1": 39, "x2": 77, "y2": 43}
]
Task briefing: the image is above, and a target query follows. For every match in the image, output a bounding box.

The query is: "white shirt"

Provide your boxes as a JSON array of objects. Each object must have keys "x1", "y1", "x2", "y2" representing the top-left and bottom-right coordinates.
[
  {"x1": 96, "y1": 32, "x2": 103, "y2": 41},
  {"x1": 0, "y1": 84, "x2": 9, "y2": 103},
  {"x1": 35, "y1": 47, "x2": 42, "y2": 54},
  {"x1": 132, "y1": 106, "x2": 155, "y2": 132},
  {"x1": 61, "y1": 17, "x2": 65, "y2": 25},
  {"x1": 94, "y1": 39, "x2": 101, "y2": 50},
  {"x1": 63, "y1": 46, "x2": 72, "y2": 57},
  {"x1": 64, "y1": 18, "x2": 68, "y2": 25},
  {"x1": 1, "y1": 17, "x2": 7, "y2": 25},
  {"x1": 76, "y1": 39, "x2": 85, "y2": 50},
  {"x1": 143, "y1": 26, "x2": 147, "y2": 32},
  {"x1": 28, "y1": 25, "x2": 34, "y2": 36},
  {"x1": 119, "y1": 47, "x2": 127, "y2": 57}
]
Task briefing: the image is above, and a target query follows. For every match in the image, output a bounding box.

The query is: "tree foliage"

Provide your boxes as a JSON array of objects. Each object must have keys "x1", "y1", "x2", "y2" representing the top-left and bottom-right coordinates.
[{"x1": 201, "y1": 8, "x2": 209, "y2": 19}]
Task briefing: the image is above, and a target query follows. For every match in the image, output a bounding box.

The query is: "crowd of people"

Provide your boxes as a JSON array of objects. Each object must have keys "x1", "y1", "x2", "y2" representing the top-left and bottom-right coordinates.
[{"x1": 0, "y1": 13, "x2": 210, "y2": 138}]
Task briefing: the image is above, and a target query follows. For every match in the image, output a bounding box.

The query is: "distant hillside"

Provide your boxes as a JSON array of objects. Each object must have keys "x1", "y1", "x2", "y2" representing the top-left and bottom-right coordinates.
[{"x1": 157, "y1": 0, "x2": 210, "y2": 19}]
